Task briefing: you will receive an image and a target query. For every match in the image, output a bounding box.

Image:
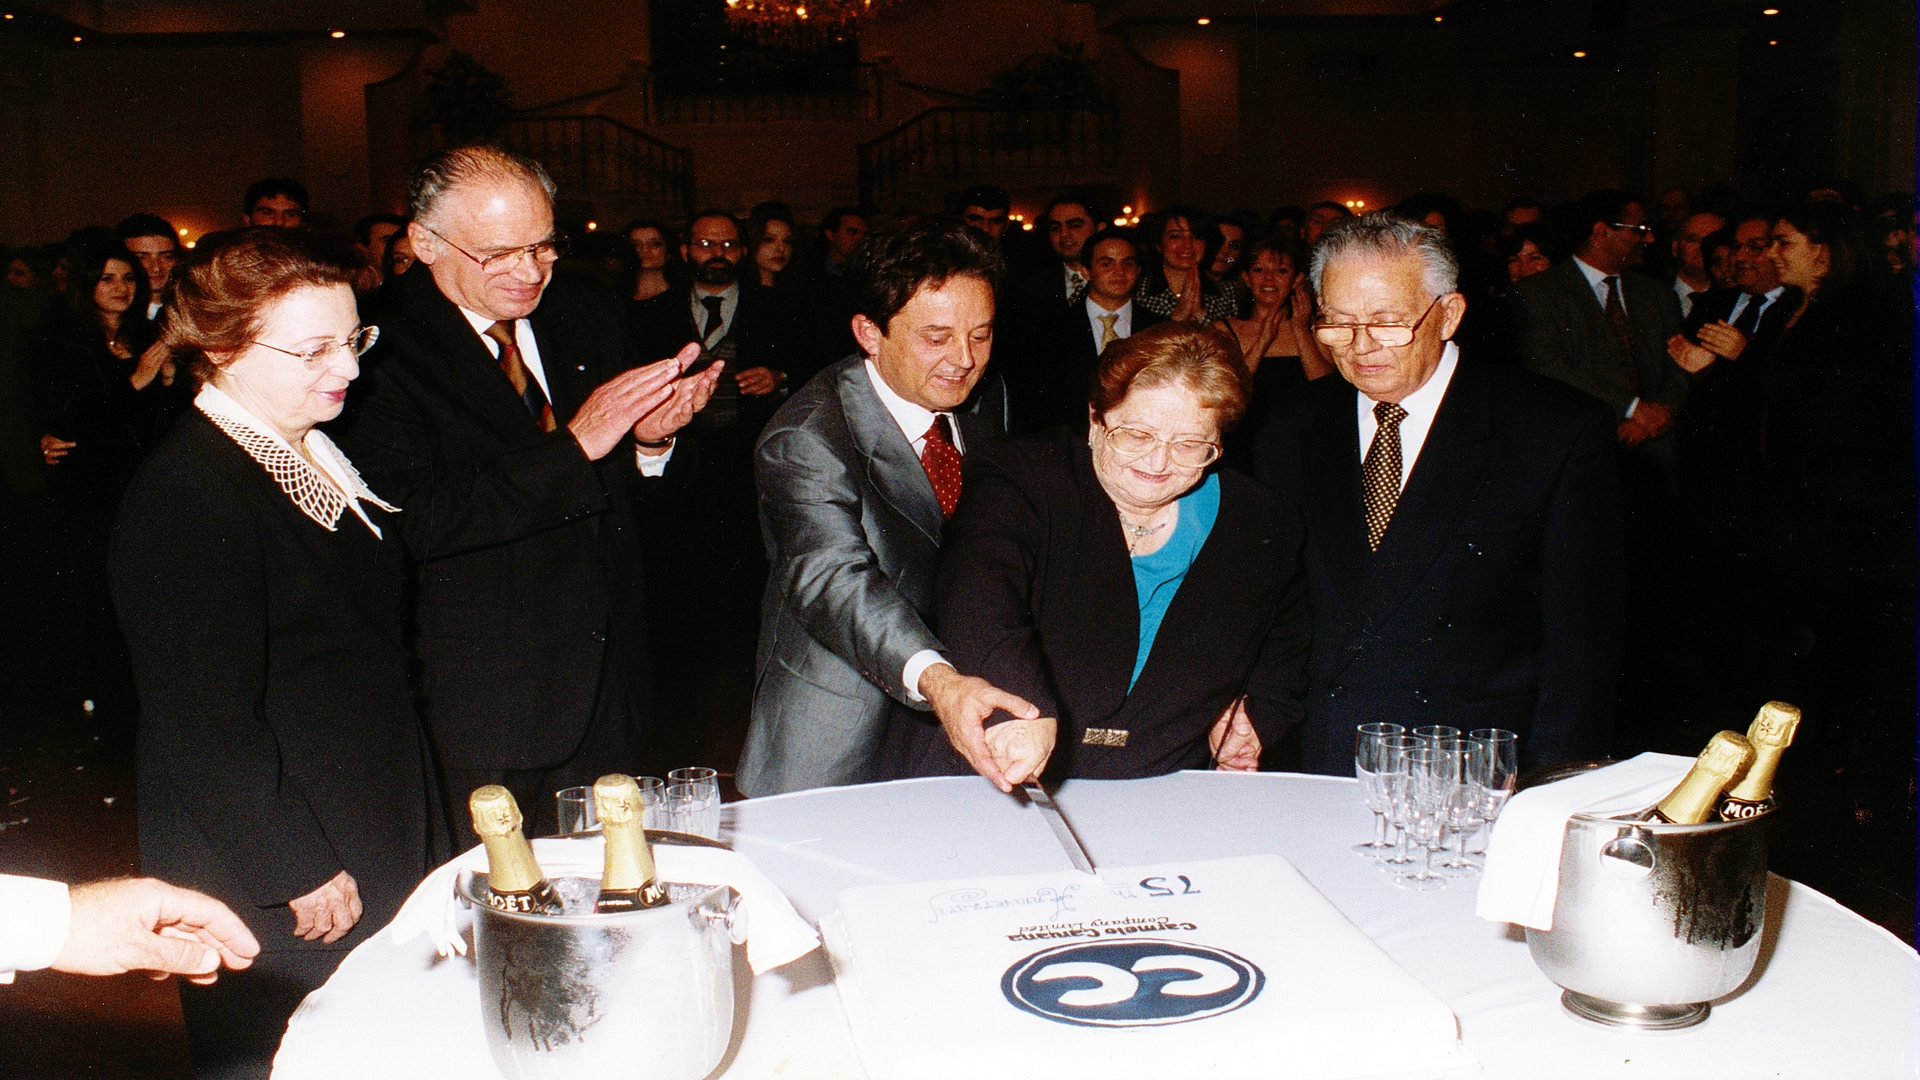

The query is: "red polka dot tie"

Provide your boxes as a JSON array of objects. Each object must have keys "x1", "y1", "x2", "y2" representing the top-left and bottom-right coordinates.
[{"x1": 920, "y1": 416, "x2": 962, "y2": 519}]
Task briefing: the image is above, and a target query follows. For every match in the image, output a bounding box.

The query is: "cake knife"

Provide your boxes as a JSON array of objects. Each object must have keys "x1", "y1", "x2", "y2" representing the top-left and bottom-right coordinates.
[{"x1": 1023, "y1": 781, "x2": 1097, "y2": 873}]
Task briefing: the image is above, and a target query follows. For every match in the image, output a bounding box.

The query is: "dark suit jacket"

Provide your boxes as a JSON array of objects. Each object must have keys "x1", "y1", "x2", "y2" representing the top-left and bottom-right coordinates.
[
  {"x1": 113, "y1": 411, "x2": 449, "y2": 954},
  {"x1": 332, "y1": 264, "x2": 655, "y2": 772},
  {"x1": 737, "y1": 356, "x2": 1006, "y2": 796},
  {"x1": 1255, "y1": 356, "x2": 1624, "y2": 774},
  {"x1": 1675, "y1": 287, "x2": 1802, "y2": 490},
  {"x1": 1508, "y1": 258, "x2": 1688, "y2": 418},
  {"x1": 1001, "y1": 301, "x2": 1165, "y2": 435},
  {"x1": 627, "y1": 281, "x2": 817, "y2": 398},
  {"x1": 883, "y1": 430, "x2": 1310, "y2": 780}
]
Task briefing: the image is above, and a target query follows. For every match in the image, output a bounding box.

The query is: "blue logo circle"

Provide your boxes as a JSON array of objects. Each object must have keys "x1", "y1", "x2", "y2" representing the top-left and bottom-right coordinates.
[{"x1": 1001, "y1": 939, "x2": 1264, "y2": 1027}]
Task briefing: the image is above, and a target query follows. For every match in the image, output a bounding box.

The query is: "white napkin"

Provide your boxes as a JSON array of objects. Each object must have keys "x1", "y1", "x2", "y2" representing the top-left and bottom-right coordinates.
[
  {"x1": 386, "y1": 836, "x2": 819, "y2": 975},
  {"x1": 1475, "y1": 752, "x2": 1693, "y2": 931}
]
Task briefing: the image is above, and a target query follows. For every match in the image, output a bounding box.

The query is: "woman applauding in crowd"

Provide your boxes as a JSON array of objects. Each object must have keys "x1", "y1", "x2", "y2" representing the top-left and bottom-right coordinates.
[
  {"x1": 110, "y1": 228, "x2": 449, "y2": 1077},
  {"x1": 884, "y1": 323, "x2": 1312, "y2": 781}
]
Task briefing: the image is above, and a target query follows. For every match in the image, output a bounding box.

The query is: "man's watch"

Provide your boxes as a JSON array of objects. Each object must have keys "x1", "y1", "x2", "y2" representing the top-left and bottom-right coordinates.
[{"x1": 636, "y1": 435, "x2": 676, "y2": 449}]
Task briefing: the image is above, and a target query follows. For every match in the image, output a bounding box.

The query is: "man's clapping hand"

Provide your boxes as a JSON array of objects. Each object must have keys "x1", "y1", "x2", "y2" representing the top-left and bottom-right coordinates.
[
  {"x1": 635, "y1": 355, "x2": 724, "y2": 449},
  {"x1": 568, "y1": 344, "x2": 699, "y2": 460}
]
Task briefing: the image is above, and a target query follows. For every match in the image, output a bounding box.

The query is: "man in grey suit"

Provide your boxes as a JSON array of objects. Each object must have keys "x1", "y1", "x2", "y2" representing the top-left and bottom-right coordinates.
[{"x1": 739, "y1": 222, "x2": 1046, "y2": 797}]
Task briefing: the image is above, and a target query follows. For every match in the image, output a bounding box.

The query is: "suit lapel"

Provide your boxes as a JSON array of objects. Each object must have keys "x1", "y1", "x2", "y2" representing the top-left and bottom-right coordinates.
[
  {"x1": 838, "y1": 361, "x2": 944, "y2": 544},
  {"x1": 1334, "y1": 360, "x2": 1499, "y2": 673},
  {"x1": 527, "y1": 297, "x2": 597, "y2": 422},
  {"x1": 401, "y1": 272, "x2": 551, "y2": 444}
]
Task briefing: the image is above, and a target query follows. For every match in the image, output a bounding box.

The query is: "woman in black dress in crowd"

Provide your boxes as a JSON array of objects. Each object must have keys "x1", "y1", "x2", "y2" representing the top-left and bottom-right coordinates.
[
  {"x1": 883, "y1": 323, "x2": 1311, "y2": 781},
  {"x1": 111, "y1": 228, "x2": 449, "y2": 1077},
  {"x1": 1223, "y1": 237, "x2": 1333, "y2": 466}
]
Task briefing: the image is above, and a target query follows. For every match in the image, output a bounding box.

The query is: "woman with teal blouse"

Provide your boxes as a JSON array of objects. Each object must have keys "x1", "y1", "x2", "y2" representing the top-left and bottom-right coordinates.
[{"x1": 879, "y1": 323, "x2": 1312, "y2": 781}]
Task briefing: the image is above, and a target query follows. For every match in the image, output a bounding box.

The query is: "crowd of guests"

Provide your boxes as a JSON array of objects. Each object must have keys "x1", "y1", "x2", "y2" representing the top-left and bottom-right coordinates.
[{"x1": 0, "y1": 155, "x2": 1912, "y2": 1076}]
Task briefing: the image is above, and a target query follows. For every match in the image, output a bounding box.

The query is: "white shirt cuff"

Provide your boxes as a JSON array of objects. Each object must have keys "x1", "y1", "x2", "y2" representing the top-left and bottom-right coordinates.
[
  {"x1": 0, "y1": 875, "x2": 72, "y2": 983},
  {"x1": 1624, "y1": 397, "x2": 1639, "y2": 419},
  {"x1": 634, "y1": 442, "x2": 676, "y2": 476},
  {"x1": 902, "y1": 650, "x2": 948, "y2": 703}
]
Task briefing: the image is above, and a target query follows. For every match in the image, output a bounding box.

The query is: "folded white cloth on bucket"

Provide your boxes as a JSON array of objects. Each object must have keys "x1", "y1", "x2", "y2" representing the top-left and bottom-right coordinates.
[
  {"x1": 386, "y1": 836, "x2": 819, "y2": 975},
  {"x1": 1475, "y1": 753, "x2": 1693, "y2": 931}
]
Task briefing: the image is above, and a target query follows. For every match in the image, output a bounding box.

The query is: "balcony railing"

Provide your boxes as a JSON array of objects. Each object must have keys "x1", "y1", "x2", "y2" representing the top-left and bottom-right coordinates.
[
  {"x1": 652, "y1": 63, "x2": 882, "y2": 124},
  {"x1": 858, "y1": 107, "x2": 1118, "y2": 208},
  {"x1": 418, "y1": 115, "x2": 694, "y2": 220}
]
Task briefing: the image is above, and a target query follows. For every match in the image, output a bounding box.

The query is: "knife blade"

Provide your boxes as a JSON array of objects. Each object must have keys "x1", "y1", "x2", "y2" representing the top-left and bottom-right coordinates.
[{"x1": 1023, "y1": 781, "x2": 1096, "y2": 873}]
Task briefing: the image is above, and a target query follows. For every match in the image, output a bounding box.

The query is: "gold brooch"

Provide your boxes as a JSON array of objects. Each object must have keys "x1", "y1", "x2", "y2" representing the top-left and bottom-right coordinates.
[{"x1": 1082, "y1": 728, "x2": 1129, "y2": 748}]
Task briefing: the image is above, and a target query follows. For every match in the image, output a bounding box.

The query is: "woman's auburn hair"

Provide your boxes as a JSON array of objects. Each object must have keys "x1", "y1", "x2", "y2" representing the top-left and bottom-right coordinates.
[
  {"x1": 160, "y1": 227, "x2": 358, "y2": 385},
  {"x1": 1090, "y1": 321, "x2": 1251, "y2": 434}
]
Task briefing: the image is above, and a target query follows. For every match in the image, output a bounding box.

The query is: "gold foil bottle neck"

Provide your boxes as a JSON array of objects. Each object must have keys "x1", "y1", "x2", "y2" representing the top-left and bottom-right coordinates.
[
  {"x1": 595, "y1": 774, "x2": 667, "y2": 910},
  {"x1": 469, "y1": 785, "x2": 548, "y2": 897},
  {"x1": 1725, "y1": 701, "x2": 1801, "y2": 804},
  {"x1": 1655, "y1": 730, "x2": 1755, "y2": 824}
]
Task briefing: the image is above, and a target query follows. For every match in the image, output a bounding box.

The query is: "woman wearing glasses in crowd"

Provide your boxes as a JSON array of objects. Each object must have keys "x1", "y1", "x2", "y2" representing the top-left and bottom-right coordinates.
[
  {"x1": 880, "y1": 323, "x2": 1311, "y2": 782},
  {"x1": 110, "y1": 228, "x2": 449, "y2": 1076}
]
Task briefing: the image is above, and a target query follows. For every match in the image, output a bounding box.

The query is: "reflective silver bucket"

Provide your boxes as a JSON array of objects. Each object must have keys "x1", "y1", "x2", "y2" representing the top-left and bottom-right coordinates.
[
  {"x1": 1524, "y1": 806, "x2": 1771, "y2": 1030},
  {"x1": 454, "y1": 842, "x2": 740, "y2": 1080}
]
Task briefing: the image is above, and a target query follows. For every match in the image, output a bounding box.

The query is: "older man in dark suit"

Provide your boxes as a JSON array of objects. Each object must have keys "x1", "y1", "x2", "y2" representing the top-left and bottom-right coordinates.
[
  {"x1": 739, "y1": 221, "x2": 1041, "y2": 796},
  {"x1": 334, "y1": 145, "x2": 721, "y2": 835},
  {"x1": 1256, "y1": 213, "x2": 1623, "y2": 774}
]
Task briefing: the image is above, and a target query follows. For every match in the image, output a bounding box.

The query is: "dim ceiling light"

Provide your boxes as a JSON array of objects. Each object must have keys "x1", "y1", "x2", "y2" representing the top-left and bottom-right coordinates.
[
  {"x1": 72, "y1": 34, "x2": 82, "y2": 41},
  {"x1": 330, "y1": 29, "x2": 345, "y2": 38},
  {"x1": 1113, "y1": 217, "x2": 1128, "y2": 226},
  {"x1": 1763, "y1": 7, "x2": 1779, "y2": 14},
  {"x1": 1196, "y1": 17, "x2": 1211, "y2": 25},
  {"x1": 1021, "y1": 222, "x2": 1033, "y2": 231},
  {"x1": 1434, "y1": 15, "x2": 1444, "y2": 22},
  {"x1": 1122, "y1": 205, "x2": 1135, "y2": 214},
  {"x1": 184, "y1": 240, "x2": 196, "y2": 249},
  {"x1": 1572, "y1": 50, "x2": 1587, "y2": 57},
  {"x1": 585, "y1": 221, "x2": 598, "y2": 231},
  {"x1": 1768, "y1": 38, "x2": 1779, "y2": 44}
]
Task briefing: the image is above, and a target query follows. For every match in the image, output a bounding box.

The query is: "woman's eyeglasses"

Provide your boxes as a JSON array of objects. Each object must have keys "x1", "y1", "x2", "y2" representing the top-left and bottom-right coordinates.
[
  {"x1": 250, "y1": 325, "x2": 379, "y2": 367},
  {"x1": 1102, "y1": 426, "x2": 1221, "y2": 468}
]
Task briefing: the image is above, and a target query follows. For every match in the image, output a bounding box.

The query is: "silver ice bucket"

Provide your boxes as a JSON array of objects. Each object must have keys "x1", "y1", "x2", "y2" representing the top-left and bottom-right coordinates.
[
  {"x1": 1524, "y1": 805, "x2": 1771, "y2": 1030},
  {"x1": 454, "y1": 837, "x2": 741, "y2": 1080}
]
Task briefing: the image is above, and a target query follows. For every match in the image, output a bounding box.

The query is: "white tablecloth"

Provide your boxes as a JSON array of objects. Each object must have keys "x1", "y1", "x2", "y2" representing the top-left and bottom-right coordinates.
[{"x1": 274, "y1": 772, "x2": 1920, "y2": 1080}]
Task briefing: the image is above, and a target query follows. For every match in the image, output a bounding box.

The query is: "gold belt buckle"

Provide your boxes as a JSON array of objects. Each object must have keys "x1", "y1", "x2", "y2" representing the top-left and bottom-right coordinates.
[{"x1": 1081, "y1": 727, "x2": 1128, "y2": 748}]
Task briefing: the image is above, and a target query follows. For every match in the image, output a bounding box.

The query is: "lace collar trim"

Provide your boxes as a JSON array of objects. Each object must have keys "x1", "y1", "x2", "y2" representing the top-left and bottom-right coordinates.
[{"x1": 194, "y1": 385, "x2": 398, "y2": 539}]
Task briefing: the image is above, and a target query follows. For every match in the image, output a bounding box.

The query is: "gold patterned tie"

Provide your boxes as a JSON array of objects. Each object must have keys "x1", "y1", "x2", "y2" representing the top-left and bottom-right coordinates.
[
  {"x1": 1098, "y1": 313, "x2": 1119, "y2": 351},
  {"x1": 1361, "y1": 401, "x2": 1408, "y2": 551},
  {"x1": 484, "y1": 320, "x2": 556, "y2": 433}
]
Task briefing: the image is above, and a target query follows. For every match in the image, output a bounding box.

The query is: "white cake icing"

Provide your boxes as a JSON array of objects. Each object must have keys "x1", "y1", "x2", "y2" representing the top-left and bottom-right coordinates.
[{"x1": 822, "y1": 854, "x2": 1480, "y2": 1079}]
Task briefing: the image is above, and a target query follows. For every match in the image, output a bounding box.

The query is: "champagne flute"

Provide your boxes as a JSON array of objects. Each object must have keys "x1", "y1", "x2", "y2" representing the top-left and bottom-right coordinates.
[
  {"x1": 1395, "y1": 746, "x2": 1453, "y2": 891},
  {"x1": 1353, "y1": 723, "x2": 1406, "y2": 857},
  {"x1": 1378, "y1": 735, "x2": 1422, "y2": 868},
  {"x1": 1468, "y1": 728, "x2": 1519, "y2": 855},
  {"x1": 1411, "y1": 724, "x2": 1461, "y2": 744},
  {"x1": 1433, "y1": 737, "x2": 1485, "y2": 876}
]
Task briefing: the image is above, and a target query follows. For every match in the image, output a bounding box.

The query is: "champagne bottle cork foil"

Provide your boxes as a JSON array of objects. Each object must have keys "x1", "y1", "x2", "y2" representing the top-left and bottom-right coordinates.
[
  {"x1": 1656, "y1": 730, "x2": 1755, "y2": 824},
  {"x1": 469, "y1": 785, "x2": 543, "y2": 893},
  {"x1": 1725, "y1": 701, "x2": 1801, "y2": 803},
  {"x1": 594, "y1": 774, "x2": 659, "y2": 892}
]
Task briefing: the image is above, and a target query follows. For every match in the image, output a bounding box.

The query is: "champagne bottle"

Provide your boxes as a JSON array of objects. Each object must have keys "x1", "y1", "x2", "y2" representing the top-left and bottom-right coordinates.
[
  {"x1": 469, "y1": 785, "x2": 564, "y2": 915},
  {"x1": 1647, "y1": 730, "x2": 1755, "y2": 824},
  {"x1": 593, "y1": 774, "x2": 671, "y2": 913},
  {"x1": 1718, "y1": 701, "x2": 1800, "y2": 820}
]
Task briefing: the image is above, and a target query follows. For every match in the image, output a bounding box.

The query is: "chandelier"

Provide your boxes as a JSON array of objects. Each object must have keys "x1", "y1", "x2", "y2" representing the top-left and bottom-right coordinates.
[{"x1": 723, "y1": 0, "x2": 890, "y2": 44}]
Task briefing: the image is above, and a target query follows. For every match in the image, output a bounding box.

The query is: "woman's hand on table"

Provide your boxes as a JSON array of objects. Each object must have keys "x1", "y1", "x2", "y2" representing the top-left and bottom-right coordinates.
[
  {"x1": 985, "y1": 717, "x2": 1056, "y2": 787},
  {"x1": 289, "y1": 871, "x2": 362, "y2": 944},
  {"x1": 1210, "y1": 697, "x2": 1261, "y2": 772}
]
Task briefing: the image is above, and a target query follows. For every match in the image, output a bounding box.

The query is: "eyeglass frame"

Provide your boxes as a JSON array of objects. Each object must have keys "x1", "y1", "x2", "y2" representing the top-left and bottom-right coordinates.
[
  {"x1": 688, "y1": 238, "x2": 743, "y2": 253},
  {"x1": 1098, "y1": 424, "x2": 1223, "y2": 469},
  {"x1": 421, "y1": 224, "x2": 568, "y2": 274},
  {"x1": 248, "y1": 324, "x2": 380, "y2": 367},
  {"x1": 1312, "y1": 294, "x2": 1446, "y2": 349},
  {"x1": 1607, "y1": 221, "x2": 1656, "y2": 239}
]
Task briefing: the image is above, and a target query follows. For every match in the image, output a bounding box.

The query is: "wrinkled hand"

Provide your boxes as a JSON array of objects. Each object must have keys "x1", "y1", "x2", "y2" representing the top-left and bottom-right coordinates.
[
  {"x1": 288, "y1": 871, "x2": 362, "y2": 945},
  {"x1": 1209, "y1": 697, "x2": 1261, "y2": 772},
  {"x1": 919, "y1": 662, "x2": 1042, "y2": 792},
  {"x1": 634, "y1": 357, "x2": 724, "y2": 447},
  {"x1": 41, "y1": 434, "x2": 75, "y2": 465},
  {"x1": 734, "y1": 366, "x2": 781, "y2": 396},
  {"x1": 567, "y1": 344, "x2": 697, "y2": 460},
  {"x1": 55, "y1": 877, "x2": 261, "y2": 985},
  {"x1": 1667, "y1": 334, "x2": 1718, "y2": 375},
  {"x1": 1696, "y1": 321, "x2": 1748, "y2": 361},
  {"x1": 985, "y1": 716, "x2": 1056, "y2": 787}
]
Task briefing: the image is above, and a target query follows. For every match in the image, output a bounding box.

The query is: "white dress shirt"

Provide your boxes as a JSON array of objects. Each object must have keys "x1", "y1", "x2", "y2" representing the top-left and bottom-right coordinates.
[
  {"x1": 459, "y1": 307, "x2": 672, "y2": 475},
  {"x1": 689, "y1": 282, "x2": 740, "y2": 348},
  {"x1": 1570, "y1": 257, "x2": 1642, "y2": 419},
  {"x1": 1672, "y1": 275, "x2": 1706, "y2": 319},
  {"x1": 0, "y1": 874, "x2": 71, "y2": 984},
  {"x1": 864, "y1": 359, "x2": 962, "y2": 700},
  {"x1": 1725, "y1": 285, "x2": 1786, "y2": 329},
  {"x1": 1356, "y1": 341, "x2": 1460, "y2": 492},
  {"x1": 1084, "y1": 297, "x2": 1134, "y2": 353}
]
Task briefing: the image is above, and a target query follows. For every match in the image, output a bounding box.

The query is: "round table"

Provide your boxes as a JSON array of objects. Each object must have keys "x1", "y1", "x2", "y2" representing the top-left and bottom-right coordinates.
[{"x1": 272, "y1": 772, "x2": 1920, "y2": 1079}]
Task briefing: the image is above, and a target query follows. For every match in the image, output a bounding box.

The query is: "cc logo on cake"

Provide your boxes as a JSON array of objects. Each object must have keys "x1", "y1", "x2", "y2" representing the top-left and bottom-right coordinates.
[{"x1": 1001, "y1": 939, "x2": 1264, "y2": 1027}]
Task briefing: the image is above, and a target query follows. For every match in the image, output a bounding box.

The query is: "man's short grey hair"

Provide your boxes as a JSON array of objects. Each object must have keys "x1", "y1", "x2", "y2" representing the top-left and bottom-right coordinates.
[
  {"x1": 408, "y1": 144, "x2": 557, "y2": 226},
  {"x1": 1309, "y1": 211, "x2": 1460, "y2": 298}
]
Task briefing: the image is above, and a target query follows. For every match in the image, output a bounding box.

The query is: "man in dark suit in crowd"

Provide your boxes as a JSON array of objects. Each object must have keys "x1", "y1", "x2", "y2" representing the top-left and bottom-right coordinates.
[
  {"x1": 1257, "y1": 213, "x2": 1623, "y2": 773},
  {"x1": 799, "y1": 205, "x2": 869, "y2": 367},
  {"x1": 1010, "y1": 193, "x2": 1101, "y2": 308},
  {"x1": 739, "y1": 221, "x2": 1039, "y2": 796},
  {"x1": 243, "y1": 177, "x2": 308, "y2": 229},
  {"x1": 1003, "y1": 226, "x2": 1164, "y2": 434},
  {"x1": 1508, "y1": 189, "x2": 1688, "y2": 457},
  {"x1": 1668, "y1": 210, "x2": 1726, "y2": 320},
  {"x1": 334, "y1": 145, "x2": 721, "y2": 834}
]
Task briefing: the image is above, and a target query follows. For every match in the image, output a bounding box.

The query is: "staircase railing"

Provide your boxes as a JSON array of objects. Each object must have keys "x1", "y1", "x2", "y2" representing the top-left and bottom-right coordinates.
[
  {"x1": 419, "y1": 115, "x2": 694, "y2": 219},
  {"x1": 652, "y1": 63, "x2": 882, "y2": 124},
  {"x1": 857, "y1": 107, "x2": 1118, "y2": 208}
]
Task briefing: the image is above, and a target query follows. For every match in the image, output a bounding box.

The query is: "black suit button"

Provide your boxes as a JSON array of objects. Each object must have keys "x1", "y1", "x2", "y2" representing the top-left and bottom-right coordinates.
[
  {"x1": 1329, "y1": 685, "x2": 1343, "y2": 699},
  {"x1": 590, "y1": 630, "x2": 607, "y2": 643}
]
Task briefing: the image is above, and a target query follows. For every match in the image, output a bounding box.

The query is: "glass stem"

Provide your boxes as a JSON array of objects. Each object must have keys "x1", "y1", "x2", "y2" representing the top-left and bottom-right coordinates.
[{"x1": 1372, "y1": 811, "x2": 1388, "y2": 847}]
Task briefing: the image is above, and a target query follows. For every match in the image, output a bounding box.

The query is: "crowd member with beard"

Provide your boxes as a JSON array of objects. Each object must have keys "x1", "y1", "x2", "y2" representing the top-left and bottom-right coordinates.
[{"x1": 628, "y1": 209, "x2": 810, "y2": 761}]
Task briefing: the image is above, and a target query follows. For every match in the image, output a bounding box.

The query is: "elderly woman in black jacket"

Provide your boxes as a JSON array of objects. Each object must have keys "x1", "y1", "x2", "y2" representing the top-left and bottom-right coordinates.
[
  {"x1": 110, "y1": 228, "x2": 449, "y2": 1077},
  {"x1": 883, "y1": 322, "x2": 1312, "y2": 781}
]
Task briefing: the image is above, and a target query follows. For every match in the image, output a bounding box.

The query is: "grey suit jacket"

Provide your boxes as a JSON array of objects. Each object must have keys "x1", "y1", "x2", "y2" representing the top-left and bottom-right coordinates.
[
  {"x1": 1508, "y1": 258, "x2": 1688, "y2": 418},
  {"x1": 737, "y1": 356, "x2": 1003, "y2": 796}
]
